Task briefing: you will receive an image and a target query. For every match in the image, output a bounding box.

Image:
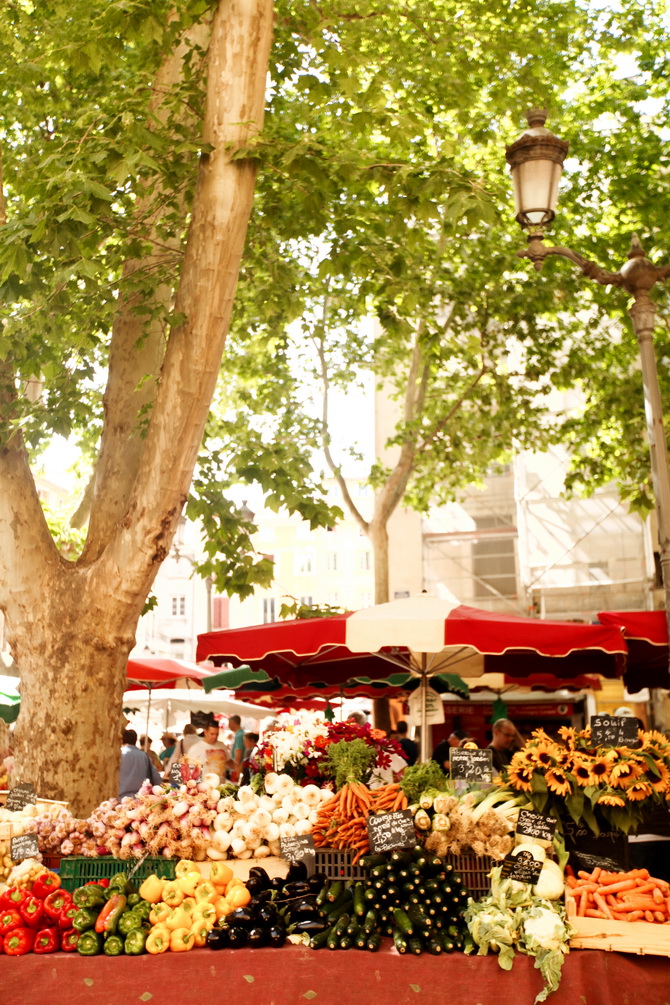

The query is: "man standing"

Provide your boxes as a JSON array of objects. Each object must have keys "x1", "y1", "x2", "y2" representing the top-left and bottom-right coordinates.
[
  {"x1": 487, "y1": 718, "x2": 519, "y2": 774},
  {"x1": 396, "y1": 721, "x2": 418, "y2": 766},
  {"x1": 119, "y1": 729, "x2": 163, "y2": 799},
  {"x1": 158, "y1": 733, "x2": 176, "y2": 766},
  {"x1": 187, "y1": 721, "x2": 229, "y2": 782},
  {"x1": 228, "y1": 714, "x2": 246, "y2": 781}
]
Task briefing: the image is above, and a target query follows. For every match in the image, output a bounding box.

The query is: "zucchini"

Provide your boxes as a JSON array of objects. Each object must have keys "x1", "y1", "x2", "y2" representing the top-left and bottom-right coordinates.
[
  {"x1": 315, "y1": 883, "x2": 329, "y2": 907},
  {"x1": 393, "y1": 928, "x2": 409, "y2": 954},
  {"x1": 334, "y1": 913, "x2": 350, "y2": 938},
  {"x1": 326, "y1": 880, "x2": 343, "y2": 903},
  {"x1": 352, "y1": 882, "x2": 366, "y2": 917},
  {"x1": 327, "y1": 927, "x2": 340, "y2": 950},
  {"x1": 363, "y1": 887, "x2": 377, "y2": 904},
  {"x1": 355, "y1": 930, "x2": 369, "y2": 949},
  {"x1": 326, "y1": 890, "x2": 353, "y2": 916},
  {"x1": 339, "y1": 935, "x2": 353, "y2": 951},
  {"x1": 390, "y1": 849, "x2": 411, "y2": 867},
  {"x1": 366, "y1": 932, "x2": 382, "y2": 952},
  {"x1": 408, "y1": 904, "x2": 432, "y2": 931},
  {"x1": 360, "y1": 854, "x2": 387, "y2": 869},
  {"x1": 441, "y1": 933, "x2": 456, "y2": 952},
  {"x1": 393, "y1": 908, "x2": 414, "y2": 937},
  {"x1": 309, "y1": 928, "x2": 332, "y2": 950},
  {"x1": 425, "y1": 936, "x2": 444, "y2": 955},
  {"x1": 408, "y1": 937, "x2": 423, "y2": 956},
  {"x1": 346, "y1": 919, "x2": 360, "y2": 939},
  {"x1": 370, "y1": 865, "x2": 388, "y2": 880},
  {"x1": 362, "y1": 909, "x2": 377, "y2": 935}
]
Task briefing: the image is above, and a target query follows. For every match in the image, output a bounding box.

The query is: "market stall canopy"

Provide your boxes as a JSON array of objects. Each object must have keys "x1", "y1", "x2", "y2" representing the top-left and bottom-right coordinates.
[
  {"x1": 0, "y1": 674, "x2": 20, "y2": 724},
  {"x1": 122, "y1": 687, "x2": 272, "y2": 735},
  {"x1": 125, "y1": 656, "x2": 214, "y2": 688},
  {"x1": 597, "y1": 610, "x2": 670, "y2": 692}
]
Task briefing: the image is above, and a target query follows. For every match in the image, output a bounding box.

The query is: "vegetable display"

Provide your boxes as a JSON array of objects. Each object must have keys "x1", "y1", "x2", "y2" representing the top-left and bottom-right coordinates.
[
  {"x1": 565, "y1": 864, "x2": 670, "y2": 923},
  {"x1": 312, "y1": 782, "x2": 408, "y2": 863}
]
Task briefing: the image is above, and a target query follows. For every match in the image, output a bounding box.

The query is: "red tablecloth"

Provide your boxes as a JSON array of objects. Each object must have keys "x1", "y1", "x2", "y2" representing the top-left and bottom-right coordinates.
[{"x1": 3, "y1": 944, "x2": 670, "y2": 1005}]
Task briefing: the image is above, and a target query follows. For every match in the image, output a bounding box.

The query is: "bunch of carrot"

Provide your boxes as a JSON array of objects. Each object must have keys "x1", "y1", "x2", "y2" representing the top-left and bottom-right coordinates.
[
  {"x1": 311, "y1": 782, "x2": 409, "y2": 864},
  {"x1": 565, "y1": 864, "x2": 670, "y2": 923}
]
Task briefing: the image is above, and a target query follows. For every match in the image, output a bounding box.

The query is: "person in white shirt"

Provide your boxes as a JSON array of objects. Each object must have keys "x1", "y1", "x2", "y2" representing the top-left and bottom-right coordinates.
[{"x1": 186, "y1": 723, "x2": 229, "y2": 782}]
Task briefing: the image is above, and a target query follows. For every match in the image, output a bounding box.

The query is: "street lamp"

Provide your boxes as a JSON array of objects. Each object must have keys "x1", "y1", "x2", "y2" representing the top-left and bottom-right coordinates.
[{"x1": 505, "y1": 108, "x2": 670, "y2": 644}]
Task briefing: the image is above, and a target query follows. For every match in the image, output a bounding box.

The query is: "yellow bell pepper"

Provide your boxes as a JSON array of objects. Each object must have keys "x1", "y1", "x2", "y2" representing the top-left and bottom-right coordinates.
[
  {"x1": 164, "y1": 906, "x2": 192, "y2": 931},
  {"x1": 194, "y1": 902, "x2": 217, "y2": 925},
  {"x1": 181, "y1": 897, "x2": 198, "y2": 916},
  {"x1": 170, "y1": 927, "x2": 195, "y2": 952},
  {"x1": 209, "y1": 862, "x2": 233, "y2": 891},
  {"x1": 138, "y1": 874, "x2": 166, "y2": 904},
  {"x1": 194, "y1": 881, "x2": 219, "y2": 905},
  {"x1": 149, "y1": 902, "x2": 172, "y2": 926},
  {"x1": 215, "y1": 898, "x2": 233, "y2": 920},
  {"x1": 146, "y1": 927, "x2": 171, "y2": 954},
  {"x1": 190, "y1": 918, "x2": 209, "y2": 948},
  {"x1": 161, "y1": 881, "x2": 185, "y2": 907},
  {"x1": 176, "y1": 873, "x2": 201, "y2": 898},
  {"x1": 175, "y1": 860, "x2": 201, "y2": 879}
]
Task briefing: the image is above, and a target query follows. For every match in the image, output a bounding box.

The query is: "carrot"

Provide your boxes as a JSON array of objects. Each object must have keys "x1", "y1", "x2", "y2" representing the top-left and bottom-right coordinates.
[
  {"x1": 585, "y1": 909, "x2": 608, "y2": 918},
  {"x1": 591, "y1": 867, "x2": 602, "y2": 883},
  {"x1": 578, "y1": 870, "x2": 593, "y2": 881},
  {"x1": 594, "y1": 893, "x2": 613, "y2": 919},
  {"x1": 597, "y1": 879, "x2": 637, "y2": 895},
  {"x1": 577, "y1": 893, "x2": 588, "y2": 917},
  {"x1": 626, "y1": 911, "x2": 645, "y2": 922},
  {"x1": 655, "y1": 912, "x2": 666, "y2": 923},
  {"x1": 566, "y1": 875, "x2": 578, "y2": 889},
  {"x1": 653, "y1": 888, "x2": 665, "y2": 905},
  {"x1": 645, "y1": 910, "x2": 655, "y2": 923}
]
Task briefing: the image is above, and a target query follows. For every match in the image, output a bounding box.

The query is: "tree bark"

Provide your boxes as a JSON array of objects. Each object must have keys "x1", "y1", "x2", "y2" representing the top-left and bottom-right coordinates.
[{"x1": 3, "y1": 0, "x2": 275, "y2": 816}]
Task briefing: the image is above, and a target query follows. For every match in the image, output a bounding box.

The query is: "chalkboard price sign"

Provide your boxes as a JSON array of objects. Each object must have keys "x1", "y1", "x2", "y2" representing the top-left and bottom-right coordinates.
[
  {"x1": 516, "y1": 809, "x2": 557, "y2": 843},
  {"x1": 500, "y1": 850, "x2": 543, "y2": 885},
  {"x1": 168, "y1": 762, "x2": 183, "y2": 787},
  {"x1": 10, "y1": 833, "x2": 39, "y2": 862},
  {"x1": 590, "y1": 714, "x2": 639, "y2": 748},
  {"x1": 562, "y1": 816, "x2": 628, "y2": 872},
  {"x1": 449, "y1": 748, "x2": 493, "y2": 783},
  {"x1": 367, "y1": 810, "x2": 416, "y2": 854},
  {"x1": 6, "y1": 783, "x2": 37, "y2": 812},
  {"x1": 280, "y1": 834, "x2": 316, "y2": 876}
]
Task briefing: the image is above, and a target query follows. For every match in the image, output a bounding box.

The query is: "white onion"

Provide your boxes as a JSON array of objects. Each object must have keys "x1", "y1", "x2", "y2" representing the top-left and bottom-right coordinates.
[
  {"x1": 238, "y1": 785, "x2": 256, "y2": 804},
  {"x1": 263, "y1": 772, "x2": 280, "y2": 794},
  {"x1": 253, "y1": 845, "x2": 270, "y2": 859},
  {"x1": 243, "y1": 821, "x2": 262, "y2": 843},
  {"x1": 230, "y1": 837, "x2": 247, "y2": 856},
  {"x1": 251, "y1": 809, "x2": 272, "y2": 830},
  {"x1": 302, "y1": 785, "x2": 322, "y2": 807},
  {"x1": 206, "y1": 847, "x2": 228, "y2": 860},
  {"x1": 294, "y1": 819, "x2": 312, "y2": 836},
  {"x1": 291, "y1": 802, "x2": 310, "y2": 821},
  {"x1": 237, "y1": 848, "x2": 253, "y2": 860},
  {"x1": 232, "y1": 819, "x2": 246, "y2": 838},
  {"x1": 259, "y1": 795, "x2": 275, "y2": 812},
  {"x1": 214, "y1": 812, "x2": 232, "y2": 831},
  {"x1": 268, "y1": 839, "x2": 281, "y2": 856},
  {"x1": 272, "y1": 807, "x2": 289, "y2": 825},
  {"x1": 212, "y1": 830, "x2": 231, "y2": 852},
  {"x1": 308, "y1": 810, "x2": 319, "y2": 825},
  {"x1": 265, "y1": 822, "x2": 280, "y2": 843},
  {"x1": 278, "y1": 822, "x2": 296, "y2": 838}
]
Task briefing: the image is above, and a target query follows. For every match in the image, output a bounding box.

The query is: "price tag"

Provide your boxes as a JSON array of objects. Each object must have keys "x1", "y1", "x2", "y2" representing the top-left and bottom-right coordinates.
[
  {"x1": 10, "y1": 833, "x2": 39, "y2": 861},
  {"x1": 590, "y1": 714, "x2": 639, "y2": 748},
  {"x1": 449, "y1": 748, "x2": 493, "y2": 783},
  {"x1": 169, "y1": 763, "x2": 183, "y2": 787},
  {"x1": 367, "y1": 810, "x2": 416, "y2": 854},
  {"x1": 516, "y1": 809, "x2": 557, "y2": 843},
  {"x1": 500, "y1": 849, "x2": 543, "y2": 885},
  {"x1": 280, "y1": 834, "x2": 316, "y2": 877},
  {"x1": 6, "y1": 783, "x2": 37, "y2": 812},
  {"x1": 562, "y1": 817, "x2": 628, "y2": 871}
]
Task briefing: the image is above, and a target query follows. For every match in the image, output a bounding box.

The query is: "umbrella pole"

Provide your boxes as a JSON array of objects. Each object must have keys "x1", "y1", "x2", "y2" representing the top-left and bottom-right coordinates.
[
  {"x1": 420, "y1": 666, "x2": 429, "y2": 762},
  {"x1": 145, "y1": 686, "x2": 152, "y2": 749}
]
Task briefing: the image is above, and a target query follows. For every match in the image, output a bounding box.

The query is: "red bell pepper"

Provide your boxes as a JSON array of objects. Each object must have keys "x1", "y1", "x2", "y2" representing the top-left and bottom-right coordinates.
[
  {"x1": 61, "y1": 927, "x2": 79, "y2": 952},
  {"x1": 0, "y1": 908, "x2": 23, "y2": 936},
  {"x1": 59, "y1": 904, "x2": 78, "y2": 930},
  {"x1": 43, "y1": 889, "x2": 71, "y2": 922},
  {"x1": 86, "y1": 878, "x2": 109, "y2": 887},
  {"x1": 33, "y1": 926, "x2": 60, "y2": 954},
  {"x1": 32, "y1": 872, "x2": 61, "y2": 900},
  {"x1": 0, "y1": 932, "x2": 4, "y2": 953},
  {"x1": 19, "y1": 894, "x2": 44, "y2": 929},
  {"x1": 4, "y1": 927, "x2": 35, "y2": 955},
  {"x1": 0, "y1": 887, "x2": 27, "y2": 911}
]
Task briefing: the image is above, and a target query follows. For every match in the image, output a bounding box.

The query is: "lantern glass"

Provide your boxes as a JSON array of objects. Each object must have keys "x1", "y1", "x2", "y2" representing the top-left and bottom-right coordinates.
[{"x1": 511, "y1": 157, "x2": 563, "y2": 227}]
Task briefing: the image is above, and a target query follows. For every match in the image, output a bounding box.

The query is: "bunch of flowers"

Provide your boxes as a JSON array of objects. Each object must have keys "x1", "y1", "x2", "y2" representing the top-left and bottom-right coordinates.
[
  {"x1": 498, "y1": 725, "x2": 670, "y2": 834},
  {"x1": 251, "y1": 710, "x2": 404, "y2": 788}
]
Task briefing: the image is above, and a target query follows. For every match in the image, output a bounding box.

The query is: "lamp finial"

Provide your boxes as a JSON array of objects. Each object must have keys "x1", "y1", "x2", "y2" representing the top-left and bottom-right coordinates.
[{"x1": 526, "y1": 108, "x2": 548, "y2": 129}]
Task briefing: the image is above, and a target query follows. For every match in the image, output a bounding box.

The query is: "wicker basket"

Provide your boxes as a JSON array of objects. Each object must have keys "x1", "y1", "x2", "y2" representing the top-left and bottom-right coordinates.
[{"x1": 445, "y1": 852, "x2": 495, "y2": 897}]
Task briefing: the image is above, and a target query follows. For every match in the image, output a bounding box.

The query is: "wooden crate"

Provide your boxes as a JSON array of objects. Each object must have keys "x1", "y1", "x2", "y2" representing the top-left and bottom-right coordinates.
[{"x1": 566, "y1": 892, "x2": 670, "y2": 957}]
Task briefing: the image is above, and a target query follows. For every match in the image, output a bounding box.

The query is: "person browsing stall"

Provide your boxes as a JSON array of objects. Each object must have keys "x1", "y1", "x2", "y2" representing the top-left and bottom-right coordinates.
[
  {"x1": 487, "y1": 718, "x2": 519, "y2": 774},
  {"x1": 119, "y1": 729, "x2": 163, "y2": 799}
]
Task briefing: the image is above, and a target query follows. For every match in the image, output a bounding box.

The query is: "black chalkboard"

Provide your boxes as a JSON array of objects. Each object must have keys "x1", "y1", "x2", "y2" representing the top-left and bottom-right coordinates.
[
  {"x1": 500, "y1": 849, "x2": 543, "y2": 885},
  {"x1": 590, "y1": 714, "x2": 639, "y2": 748},
  {"x1": 562, "y1": 817, "x2": 628, "y2": 872},
  {"x1": 169, "y1": 762, "x2": 183, "y2": 787},
  {"x1": 6, "y1": 783, "x2": 37, "y2": 812},
  {"x1": 449, "y1": 748, "x2": 493, "y2": 783},
  {"x1": 516, "y1": 809, "x2": 557, "y2": 843},
  {"x1": 280, "y1": 834, "x2": 316, "y2": 876},
  {"x1": 367, "y1": 810, "x2": 416, "y2": 854},
  {"x1": 10, "y1": 833, "x2": 39, "y2": 861}
]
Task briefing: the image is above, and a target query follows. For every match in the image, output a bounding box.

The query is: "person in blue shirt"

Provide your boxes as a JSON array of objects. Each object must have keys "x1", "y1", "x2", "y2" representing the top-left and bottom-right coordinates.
[
  {"x1": 228, "y1": 715, "x2": 246, "y2": 781},
  {"x1": 119, "y1": 728, "x2": 163, "y2": 799}
]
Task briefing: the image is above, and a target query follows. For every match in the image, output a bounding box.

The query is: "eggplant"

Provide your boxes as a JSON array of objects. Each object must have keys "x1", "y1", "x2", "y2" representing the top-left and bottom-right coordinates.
[
  {"x1": 270, "y1": 876, "x2": 285, "y2": 892},
  {"x1": 281, "y1": 881, "x2": 312, "y2": 899},
  {"x1": 291, "y1": 900, "x2": 321, "y2": 920},
  {"x1": 308, "y1": 873, "x2": 327, "y2": 894},
  {"x1": 256, "y1": 904, "x2": 278, "y2": 926},
  {"x1": 228, "y1": 907, "x2": 254, "y2": 927},
  {"x1": 247, "y1": 926, "x2": 267, "y2": 948},
  {"x1": 286, "y1": 860, "x2": 308, "y2": 883},
  {"x1": 267, "y1": 924, "x2": 286, "y2": 948},
  {"x1": 226, "y1": 925, "x2": 248, "y2": 948},
  {"x1": 248, "y1": 867, "x2": 271, "y2": 889},
  {"x1": 290, "y1": 919, "x2": 329, "y2": 936},
  {"x1": 245, "y1": 876, "x2": 266, "y2": 897},
  {"x1": 206, "y1": 927, "x2": 229, "y2": 950}
]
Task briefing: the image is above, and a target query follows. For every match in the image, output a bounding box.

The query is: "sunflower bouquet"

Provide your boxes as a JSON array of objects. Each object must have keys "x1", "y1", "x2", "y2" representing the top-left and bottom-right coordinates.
[{"x1": 497, "y1": 726, "x2": 670, "y2": 836}]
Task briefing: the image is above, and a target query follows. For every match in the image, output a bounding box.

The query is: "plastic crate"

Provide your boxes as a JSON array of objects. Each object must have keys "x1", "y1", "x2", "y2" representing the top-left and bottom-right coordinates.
[
  {"x1": 445, "y1": 852, "x2": 495, "y2": 898},
  {"x1": 314, "y1": 848, "x2": 366, "y2": 882},
  {"x1": 59, "y1": 856, "x2": 177, "y2": 892}
]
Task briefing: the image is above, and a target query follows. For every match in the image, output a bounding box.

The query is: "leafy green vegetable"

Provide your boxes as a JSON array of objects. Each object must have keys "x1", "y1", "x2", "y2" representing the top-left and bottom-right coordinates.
[
  {"x1": 324, "y1": 739, "x2": 375, "y2": 789},
  {"x1": 399, "y1": 760, "x2": 450, "y2": 805}
]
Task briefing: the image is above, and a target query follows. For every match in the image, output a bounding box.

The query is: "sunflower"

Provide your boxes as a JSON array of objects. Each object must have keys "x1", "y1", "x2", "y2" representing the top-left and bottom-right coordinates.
[
  {"x1": 555, "y1": 749, "x2": 575, "y2": 771},
  {"x1": 517, "y1": 746, "x2": 541, "y2": 768},
  {"x1": 642, "y1": 730, "x2": 670, "y2": 751},
  {"x1": 507, "y1": 762, "x2": 535, "y2": 793},
  {"x1": 625, "y1": 781, "x2": 653, "y2": 801},
  {"x1": 596, "y1": 791, "x2": 627, "y2": 808},
  {"x1": 648, "y1": 762, "x2": 670, "y2": 794},
  {"x1": 545, "y1": 768, "x2": 572, "y2": 797},
  {"x1": 530, "y1": 728, "x2": 554, "y2": 745},
  {"x1": 532, "y1": 741, "x2": 560, "y2": 768},
  {"x1": 609, "y1": 760, "x2": 643, "y2": 787},
  {"x1": 557, "y1": 725, "x2": 577, "y2": 749},
  {"x1": 588, "y1": 755, "x2": 614, "y2": 786},
  {"x1": 570, "y1": 758, "x2": 592, "y2": 787}
]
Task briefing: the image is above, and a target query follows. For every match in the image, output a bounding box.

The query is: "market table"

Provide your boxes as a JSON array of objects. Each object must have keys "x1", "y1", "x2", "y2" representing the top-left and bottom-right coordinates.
[{"x1": 4, "y1": 944, "x2": 670, "y2": 1005}]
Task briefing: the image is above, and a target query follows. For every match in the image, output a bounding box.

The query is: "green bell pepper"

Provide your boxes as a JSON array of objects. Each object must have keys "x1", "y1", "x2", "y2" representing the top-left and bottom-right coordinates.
[
  {"x1": 73, "y1": 907, "x2": 100, "y2": 933},
  {"x1": 107, "y1": 872, "x2": 132, "y2": 896},
  {"x1": 126, "y1": 893, "x2": 141, "y2": 908},
  {"x1": 77, "y1": 931, "x2": 103, "y2": 956},
  {"x1": 73, "y1": 885, "x2": 107, "y2": 909},
  {"x1": 133, "y1": 900, "x2": 152, "y2": 922},
  {"x1": 103, "y1": 934, "x2": 125, "y2": 957},
  {"x1": 117, "y1": 910, "x2": 142, "y2": 936},
  {"x1": 124, "y1": 928, "x2": 148, "y2": 956}
]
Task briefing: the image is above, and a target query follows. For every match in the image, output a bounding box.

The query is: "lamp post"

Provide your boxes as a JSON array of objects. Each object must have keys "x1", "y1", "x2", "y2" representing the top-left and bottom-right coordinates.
[{"x1": 505, "y1": 109, "x2": 670, "y2": 648}]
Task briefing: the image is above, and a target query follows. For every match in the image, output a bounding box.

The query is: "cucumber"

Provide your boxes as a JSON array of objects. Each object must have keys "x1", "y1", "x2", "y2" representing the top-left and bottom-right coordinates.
[
  {"x1": 352, "y1": 882, "x2": 366, "y2": 917},
  {"x1": 339, "y1": 935, "x2": 353, "y2": 951},
  {"x1": 362, "y1": 909, "x2": 377, "y2": 935},
  {"x1": 326, "y1": 880, "x2": 343, "y2": 903},
  {"x1": 393, "y1": 928, "x2": 409, "y2": 954},
  {"x1": 366, "y1": 932, "x2": 382, "y2": 952},
  {"x1": 408, "y1": 937, "x2": 423, "y2": 955},
  {"x1": 326, "y1": 890, "x2": 353, "y2": 916},
  {"x1": 309, "y1": 928, "x2": 332, "y2": 950},
  {"x1": 360, "y1": 854, "x2": 387, "y2": 869},
  {"x1": 425, "y1": 936, "x2": 444, "y2": 955},
  {"x1": 441, "y1": 933, "x2": 455, "y2": 952},
  {"x1": 334, "y1": 913, "x2": 350, "y2": 938},
  {"x1": 327, "y1": 927, "x2": 340, "y2": 950},
  {"x1": 370, "y1": 865, "x2": 388, "y2": 880},
  {"x1": 393, "y1": 908, "x2": 414, "y2": 937},
  {"x1": 408, "y1": 905, "x2": 432, "y2": 931}
]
